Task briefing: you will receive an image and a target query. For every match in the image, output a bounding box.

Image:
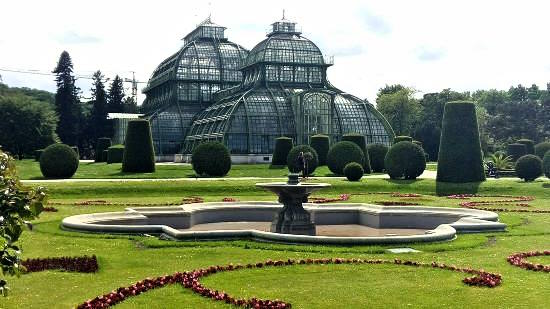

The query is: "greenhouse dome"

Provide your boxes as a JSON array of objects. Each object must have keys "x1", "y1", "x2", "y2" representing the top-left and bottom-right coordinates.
[
  {"x1": 141, "y1": 18, "x2": 248, "y2": 158},
  {"x1": 182, "y1": 18, "x2": 394, "y2": 162}
]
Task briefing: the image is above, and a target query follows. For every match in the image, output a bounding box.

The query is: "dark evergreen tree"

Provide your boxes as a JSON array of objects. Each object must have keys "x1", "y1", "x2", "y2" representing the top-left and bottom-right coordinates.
[
  {"x1": 107, "y1": 75, "x2": 125, "y2": 113},
  {"x1": 89, "y1": 71, "x2": 109, "y2": 142},
  {"x1": 123, "y1": 96, "x2": 138, "y2": 113},
  {"x1": 53, "y1": 51, "x2": 81, "y2": 145}
]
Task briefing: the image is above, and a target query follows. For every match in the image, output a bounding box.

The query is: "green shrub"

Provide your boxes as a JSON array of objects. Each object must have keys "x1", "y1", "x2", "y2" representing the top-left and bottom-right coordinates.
[
  {"x1": 543, "y1": 152, "x2": 550, "y2": 178},
  {"x1": 107, "y1": 145, "x2": 124, "y2": 164},
  {"x1": 535, "y1": 141, "x2": 550, "y2": 159},
  {"x1": 507, "y1": 143, "x2": 527, "y2": 161},
  {"x1": 71, "y1": 146, "x2": 80, "y2": 159},
  {"x1": 342, "y1": 134, "x2": 371, "y2": 173},
  {"x1": 271, "y1": 137, "x2": 293, "y2": 166},
  {"x1": 287, "y1": 145, "x2": 318, "y2": 175},
  {"x1": 102, "y1": 150, "x2": 108, "y2": 162},
  {"x1": 327, "y1": 141, "x2": 364, "y2": 175},
  {"x1": 95, "y1": 137, "x2": 111, "y2": 162},
  {"x1": 192, "y1": 141, "x2": 231, "y2": 176},
  {"x1": 367, "y1": 143, "x2": 388, "y2": 173},
  {"x1": 394, "y1": 136, "x2": 412, "y2": 144},
  {"x1": 39, "y1": 143, "x2": 79, "y2": 178},
  {"x1": 310, "y1": 135, "x2": 330, "y2": 166},
  {"x1": 34, "y1": 149, "x2": 44, "y2": 161},
  {"x1": 516, "y1": 139, "x2": 535, "y2": 154},
  {"x1": 343, "y1": 162, "x2": 363, "y2": 181},
  {"x1": 384, "y1": 141, "x2": 426, "y2": 179},
  {"x1": 436, "y1": 101, "x2": 486, "y2": 183},
  {"x1": 515, "y1": 154, "x2": 542, "y2": 181},
  {"x1": 122, "y1": 120, "x2": 155, "y2": 173}
]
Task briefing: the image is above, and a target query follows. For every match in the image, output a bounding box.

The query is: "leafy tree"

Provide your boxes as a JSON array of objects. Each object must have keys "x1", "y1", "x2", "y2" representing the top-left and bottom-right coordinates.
[
  {"x1": 89, "y1": 71, "x2": 109, "y2": 141},
  {"x1": 123, "y1": 96, "x2": 138, "y2": 113},
  {"x1": 53, "y1": 51, "x2": 81, "y2": 145},
  {"x1": 377, "y1": 84, "x2": 406, "y2": 97},
  {"x1": 107, "y1": 75, "x2": 125, "y2": 113},
  {"x1": 376, "y1": 88, "x2": 419, "y2": 136}
]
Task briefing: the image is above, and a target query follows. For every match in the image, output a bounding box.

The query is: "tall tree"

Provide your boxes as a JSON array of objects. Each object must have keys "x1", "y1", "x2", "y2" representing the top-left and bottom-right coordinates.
[
  {"x1": 123, "y1": 96, "x2": 138, "y2": 113},
  {"x1": 53, "y1": 51, "x2": 80, "y2": 145},
  {"x1": 89, "y1": 71, "x2": 109, "y2": 140},
  {"x1": 107, "y1": 75, "x2": 125, "y2": 113},
  {"x1": 376, "y1": 87, "x2": 419, "y2": 136}
]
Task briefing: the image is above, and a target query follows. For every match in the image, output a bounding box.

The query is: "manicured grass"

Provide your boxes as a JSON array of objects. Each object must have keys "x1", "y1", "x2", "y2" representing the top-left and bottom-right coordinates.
[{"x1": 2, "y1": 178, "x2": 549, "y2": 308}]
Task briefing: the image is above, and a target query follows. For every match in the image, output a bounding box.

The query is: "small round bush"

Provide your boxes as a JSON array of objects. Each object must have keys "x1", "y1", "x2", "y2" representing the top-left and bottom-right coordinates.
[
  {"x1": 107, "y1": 144, "x2": 124, "y2": 164},
  {"x1": 344, "y1": 162, "x2": 363, "y2": 181},
  {"x1": 543, "y1": 152, "x2": 550, "y2": 178},
  {"x1": 516, "y1": 139, "x2": 535, "y2": 155},
  {"x1": 515, "y1": 154, "x2": 542, "y2": 181},
  {"x1": 535, "y1": 142, "x2": 550, "y2": 159},
  {"x1": 39, "y1": 143, "x2": 79, "y2": 179},
  {"x1": 271, "y1": 137, "x2": 293, "y2": 166},
  {"x1": 192, "y1": 142, "x2": 231, "y2": 176},
  {"x1": 384, "y1": 141, "x2": 426, "y2": 180},
  {"x1": 310, "y1": 134, "x2": 330, "y2": 166},
  {"x1": 287, "y1": 145, "x2": 318, "y2": 175},
  {"x1": 327, "y1": 141, "x2": 364, "y2": 175},
  {"x1": 95, "y1": 137, "x2": 111, "y2": 162},
  {"x1": 342, "y1": 134, "x2": 371, "y2": 173},
  {"x1": 507, "y1": 143, "x2": 527, "y2": 161},
  {"x1": 122, "y1": 120, "x2": 155, "y2": 173},
  {"x1": 367, "y1": 143, "x2": 388, "y2": 173},
  {"x1": 393, "y1": 136, "x2": 412, "y2": 144}
]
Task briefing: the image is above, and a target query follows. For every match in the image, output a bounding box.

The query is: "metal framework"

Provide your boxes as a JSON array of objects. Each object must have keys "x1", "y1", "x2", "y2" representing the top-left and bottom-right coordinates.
[{"x1": 182, "y1": 18, "x2": 394, "y2": 155}]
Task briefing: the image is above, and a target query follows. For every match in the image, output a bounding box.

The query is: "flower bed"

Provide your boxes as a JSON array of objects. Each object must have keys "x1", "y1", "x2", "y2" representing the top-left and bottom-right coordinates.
[
  {"x1": 77, "y1": 257, "x2": 501, "y2": 309},
  {"x1": 446, "y1": 194, "x2": 550, "y2": 213},
  {"x1": 222, "y1": 197, "x2": 239, "y2": 202},
  {"x1": 48, "y1": 197, "x2": 204, "y2": 207},
  {"x1": 507, "y1": 251, "x2": 550, "y2": 272},
  {"x1": 22, "y1": 255, "x2": 98, "y2": 273},
  {"x1": 373, "y1": 201, "x2": 420, "y2": 206},
  {"x1": 309, "y1": 194, "x2": 350, "y2": 204},
  {"x1": 43, "y1": 206, "x2": 58, "y2": 212}
]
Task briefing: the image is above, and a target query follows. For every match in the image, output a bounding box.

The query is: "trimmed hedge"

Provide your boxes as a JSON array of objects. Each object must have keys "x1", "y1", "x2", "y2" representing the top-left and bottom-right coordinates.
[
  {"x1": 394, "y1": 136, "x2": 413, "y2": 144},
  {"x1": 367, "y1": 143, "x2": 388, "y2": 173},
  {"x1": 543, "y1": 152, "x2": 550, "y2": 178},
  {"x1": 535, "y1": 142, "x2": 550, "y2": 159},
  {"x1": 342, "y1": 134, "x2": 371, "y2": 173},
  {"x1": 344, "y1": 162, "x2": 363, "y2": 181},
  {"x1": 515, "y1": 154, "x2": 542, "y2": 181},
  {"x1": 507, "y1": 143, "x2": 527, "y2": 161},
  {"x1": 271, "y1": 137, "x2": 293, "y2": 166},
  {"x1": 384, "y1": 141, "x2": 426, "y2": 180},
  {"x1": 287, "y1": 145, "x2": 318, "y2": 175},
  {"x1": 107, "y1": 145, "x2": 124, "y2": 164},
  {"x1": 516, "y1": 139, "x2": 535, "y2": 155},
  {"x1": 71, "y1": 146, "x2": 80, "y2": 159},
  {"x1": 192, "y1": 142, "x2": 231, "y2": 176},
  {"x1": 310, "y1": 135, "x2": 330, "y2": 166},
  {"x1": 436, "y1": 101, "x2": 486, "y2": 183},
  {"x1": 34, "y1": 149, "x2": 44, "y2": 161},
  {"x1": 39, "y1": 143, "x2": 79, "y2": 178},
  {"x1": 327, "y1": 141, "x2": 364, "y2": 175},
  {"x1": 95, "y1": 138, "x2": 111, "y2": 162},
  {"x1": 122, "y1": 120, "x2": 155, "y2": 173}
]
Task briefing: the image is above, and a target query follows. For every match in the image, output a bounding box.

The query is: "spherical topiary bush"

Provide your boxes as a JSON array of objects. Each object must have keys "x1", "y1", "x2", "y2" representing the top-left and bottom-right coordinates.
[
  {"x1": 367, "y1": 143, "x2": 388, "y2": 173},
  {"x1": 287, "y1": 145, "x2": 318, "y2": 175},
  {"x1": 543, "y1": 152, "x2": 550, "y2": 179},
  {"x1": 507, "y1": 143, "x2": 527, "y2": 161},
  {"x1": 122, "y1": 120, "x2": 155, "y2": 173},
  {"x1": 107, "y1": 145, "x2": 124, "y2": 164},
  {"x1": 516, "y1": 139, "x2": 535, "y2": 155},
  {"x1": 39, "y1": 143, "x2": 79, "y2": 178},
  {"x1": 95, "y1": 137, "x2": 111, "y2": 163},
  {"x1": 535, "y1": 142, "x2": 550, "y2": 159},
  {"x1": 384, "y1": 141, "x2": 426, "y2": 180},
  {"x1": 344, "y1": 162, "x2": 363, "y2": 181},
  {"x1": 515, "y1": 154, "x2": 542, "y2": 182},
  {"x1": 394, "y1": 136, "x2": 413, "y2": 144},
  {"x1": 271, "y1": 137, "x2": 293, "y2": 166},
  {"x1": 192, "y1": 141, "x2": 231, "y2": 176},
  {"x1": 342, "y1": 134, "x2": 371, "y2": 173},
  {"x1": 327, "y1": 141, "x2": 364, "y2": 175},
  {"x1": 310, "y1": 135, "x2": 330, "y2": 166},
  {"x1": 436, "y1": 101, "x2": 485, "y2": 183}
]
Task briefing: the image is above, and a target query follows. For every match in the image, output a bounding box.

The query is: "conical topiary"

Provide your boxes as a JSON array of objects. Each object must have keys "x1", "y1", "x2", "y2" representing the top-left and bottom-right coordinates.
[
  {"x1": 436, "y1": 101, "x2": 485, "y2": 183},
  {"x1": 122, "y1": 119, "x2": 155, "y2": 173},
  {"x1": 342, "y1": 133, "x2": 371, "y2": 173},
  {"x1": 271, "y1": 137, "x2": 293, "y2": 166},
  {"x1": 310, "y1": 134, "x2": 330, "y2": 166}
]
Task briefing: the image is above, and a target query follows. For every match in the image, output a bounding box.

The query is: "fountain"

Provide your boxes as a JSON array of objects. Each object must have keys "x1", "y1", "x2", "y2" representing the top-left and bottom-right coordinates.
[{"x1": 256, "y1": 173, "x2": 330, "y2": 235}]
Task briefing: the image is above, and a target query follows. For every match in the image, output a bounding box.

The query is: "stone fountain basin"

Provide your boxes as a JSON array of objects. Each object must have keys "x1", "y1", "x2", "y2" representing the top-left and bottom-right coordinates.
[{"x1": 61, "y1": 202, "x2": 506, "y2": 245}]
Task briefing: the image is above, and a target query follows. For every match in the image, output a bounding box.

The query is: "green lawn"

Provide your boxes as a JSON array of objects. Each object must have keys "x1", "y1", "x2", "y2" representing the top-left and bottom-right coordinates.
[{"x1": 2, "y1": 178, "x2": 549, "y2": 308}]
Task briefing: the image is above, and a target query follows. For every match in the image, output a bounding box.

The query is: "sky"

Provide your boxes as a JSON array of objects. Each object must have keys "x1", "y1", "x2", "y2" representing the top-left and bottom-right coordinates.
[{"x1": 1, "y1": 0, "x2": 550, "y2": 105}]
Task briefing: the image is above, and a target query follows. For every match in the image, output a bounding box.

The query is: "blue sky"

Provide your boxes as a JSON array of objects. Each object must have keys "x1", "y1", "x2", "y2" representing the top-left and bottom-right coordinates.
[{"x1": 1, "y1": 0, "x2": 549, "y2": 104}]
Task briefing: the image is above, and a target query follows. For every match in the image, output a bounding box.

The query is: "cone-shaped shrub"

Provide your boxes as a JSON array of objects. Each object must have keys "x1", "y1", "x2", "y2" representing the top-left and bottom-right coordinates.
[
  {"x1": 367, "y1": 143, "x2": 388, "y2": 173},
  {"x1": 535, "y1": 142, "x2": 550, "y2": 159},
  {"x1": 287, "y1": 145, "x2": 318, "y2": 175},
  {"x1": 271, "y1": 137, "x2": 293, "y2": 166},
  {"x1": 192, "y1": 141, "x2": 231, "y2": 176},
  {"x1": 310, "y1": 134, "x2": 330, "y2": 166},
  {"x1": 327, "y1": 141, "x2": 364, "y2": 175},
  {"x1": 507, "y1": 143, "x2": 527, "y2": 161},
  {"x1": 436, "y1": 101, "x2": 485, "y2": 183},
  {"x1": 394, "y1": 136, "x2": 412, "y2": 144},
  {"x1": 344, "y1": 162, "x2": 363, "y2": 181},
  {"x1": 95, "y1": 138, "x2": 111, "y2": 162},
  {"x1": 342, "y1": 134, "x2": 371, "y2": 173},
  {"x1": 40, "y1": 143, "x2": 79, "y2": 178},
  {"x1": 543, "y1": 152, "x2": 550, "y2": 178},
  {"x1": 516, "y1": 139, "x2": 535, "y2": 155},
  {"x1": 122, "y1": 119, "x2": 155, "y2": 173},
  {"x1": 384, "y1": 141, "x2": 426, "y2": 179},
  {"x1": 107, "y1": 144, "x2": 124, "y2": 164},
  {"x1": 515, "y1": 154, "x2": 542, "y2": 181}
]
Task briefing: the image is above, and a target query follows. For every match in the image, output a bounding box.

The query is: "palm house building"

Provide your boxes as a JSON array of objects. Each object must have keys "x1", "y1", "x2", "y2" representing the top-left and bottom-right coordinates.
[{"x1": 143, "y1": 18, "x2": 394, "y2": 162}]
